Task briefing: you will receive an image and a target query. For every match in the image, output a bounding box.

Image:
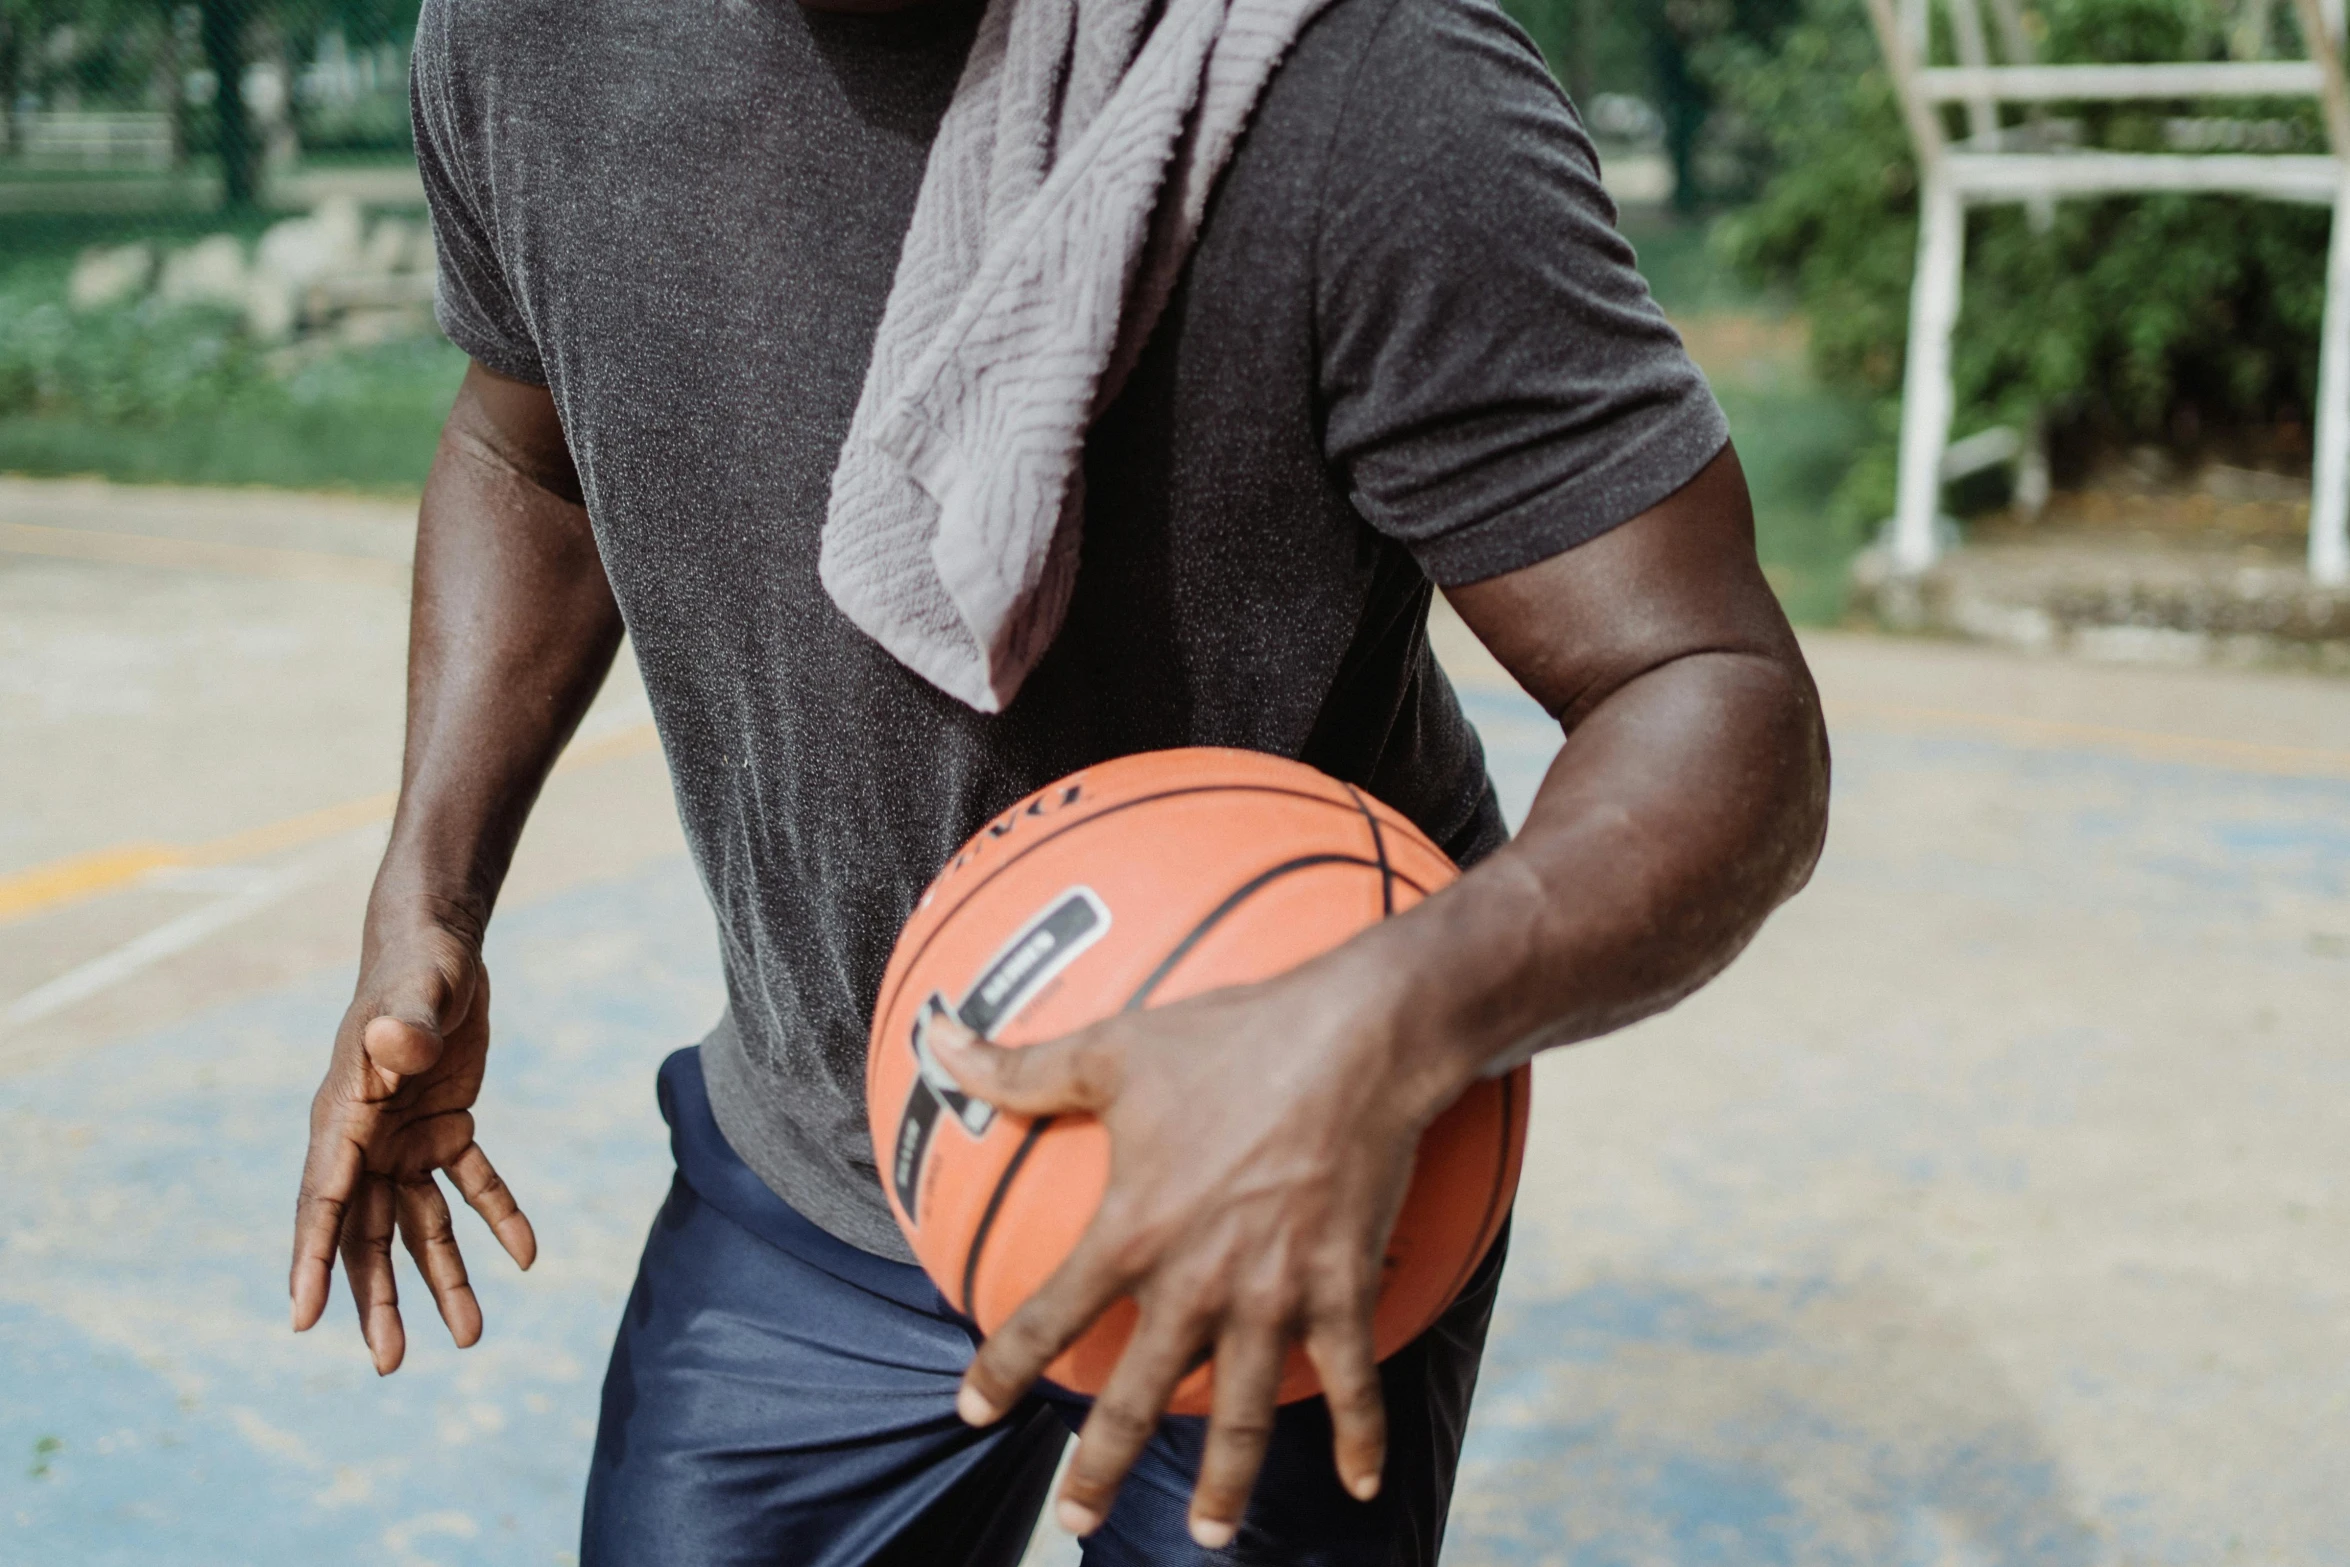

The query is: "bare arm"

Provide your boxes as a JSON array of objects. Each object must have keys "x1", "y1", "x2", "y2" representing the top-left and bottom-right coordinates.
[
  {"x1": 1353, "y1": 443, "x2": 1827, "y2": 1092},
  {"x1": 373, "y1": 364, "x2": 620, "y2": 953},
  {"x1": 935, "y1": 445, "x2": 1829, "y2": 1544},
  {"x1": 290, "y1": 364, "x2": 623, "y2": 1372}
]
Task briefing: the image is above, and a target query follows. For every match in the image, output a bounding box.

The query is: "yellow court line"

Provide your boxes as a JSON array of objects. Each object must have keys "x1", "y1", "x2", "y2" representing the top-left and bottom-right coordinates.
[
  {"x1": 10, "y1": 695, "x2": 2332, "y2": 928},
  {"x1": 0, "y1": 720, "x2": 659, "y2": 926},
  {"x1": 1826, "y1": 698, "x2": 2350, "y2": 780},
  {"x1": 0, "y1": 520, "x2": 411, "y2": 588},
  {"x1": 190, "y1": 792, "x2": 401, "y2": 867},
  {"x1": 0, "y1": 844, "x2": 190, "y2": 922}
]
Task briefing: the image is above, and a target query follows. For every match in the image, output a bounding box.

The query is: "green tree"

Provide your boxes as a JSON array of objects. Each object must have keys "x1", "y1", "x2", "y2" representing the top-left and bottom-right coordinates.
[
  {"x1": 1712, "y1": 0, "x2": 2330, "y2": 516},
  {"x1": 192, "y1": 0, "x2": 423, "y2": 207},
  {"x1": 196, "y1": 0, "x2": 262, "y2": 207},
  {"x1": 1655, "y1": 0, "x2": 1805, "y2": 209},
  {"x1": 0, "y1": 0, "x2": 79, "y2": 155}
]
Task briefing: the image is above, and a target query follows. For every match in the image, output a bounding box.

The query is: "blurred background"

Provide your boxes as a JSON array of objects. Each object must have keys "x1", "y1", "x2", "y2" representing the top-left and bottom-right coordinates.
[
  {"x1": 1, "y1": 0, "x2": 2344, "y2": 1562},
  {"x1": 0, "y1": 0, "x2": 449, "y2": 491},
  {"x1": 7, "y1": 0, "x2": 2347, "y2": 622}
]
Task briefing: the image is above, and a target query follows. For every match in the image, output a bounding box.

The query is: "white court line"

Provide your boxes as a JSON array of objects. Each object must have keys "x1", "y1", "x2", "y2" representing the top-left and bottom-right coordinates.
[
  {"x1": 0, "y1": 674, "x2": 653, "y2": 1038},
  {"x1": 1, "y1": 827, "x2": 386, "y2": 1031}
]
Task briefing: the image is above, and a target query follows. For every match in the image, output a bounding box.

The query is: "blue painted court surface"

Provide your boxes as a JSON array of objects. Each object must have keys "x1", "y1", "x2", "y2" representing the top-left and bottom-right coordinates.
[{"x1": 4, "y1": 674, "x2": 2347, "y2": 1565}]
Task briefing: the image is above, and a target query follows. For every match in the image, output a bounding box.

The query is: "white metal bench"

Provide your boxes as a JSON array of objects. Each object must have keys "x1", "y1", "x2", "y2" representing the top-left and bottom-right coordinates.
[{"x1": 16, "y1": 112, "x2": 173, "y2": 172}]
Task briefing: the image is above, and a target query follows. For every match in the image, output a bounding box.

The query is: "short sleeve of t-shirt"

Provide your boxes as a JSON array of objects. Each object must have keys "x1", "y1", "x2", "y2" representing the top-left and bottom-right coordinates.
[
  {"x1": 410, "y1": 0, "x2": 547, "y2": 386},
  {"x1": 1314, "y1": 0, "x2": 1730, "y2": 586}
]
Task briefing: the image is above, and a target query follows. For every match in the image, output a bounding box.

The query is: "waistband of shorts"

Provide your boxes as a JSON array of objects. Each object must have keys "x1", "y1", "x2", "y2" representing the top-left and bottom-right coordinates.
[{"x1": 656, "y1": 1045, "x2": 963, "y2": 1322}]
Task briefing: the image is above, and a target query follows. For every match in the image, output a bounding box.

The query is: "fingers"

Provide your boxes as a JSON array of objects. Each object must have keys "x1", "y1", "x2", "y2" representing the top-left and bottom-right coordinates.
[
  {"x1": 396, "y1": 1174, "x2": 482, "y2": 1350},
  {"x1": 339, "y1": 1174, "x2": 407, "y2": 1376},
  {"x1": 1304, "y1": 1300, "x2": 1387, "y2": 1503},
  {"x1": 1187, "y1": 1320, "x2": 1287, "y2": 1549},
  {"x1": 296, "y1": 941, "x2": 494, "y2": 1358},
  {"x1": 929, "y1": 1014, "x2": 1120, "y2": 1117},
  {"x1": 290, "y1": 1123, "x2": 364, "y2": 1332},
  {"x1": 1056, "y1": 1300, "x2": 1210, "y2": 1539},
  {"x1": 447, "y1": 1140, "x2": 537, "y2": 1271},
  {"x1": 296, "y1": 1131, "x2": 526, "y2": 1353},
  {"x1": 959, "y1": 1229, "x2": 1129, "y2": 1426}
]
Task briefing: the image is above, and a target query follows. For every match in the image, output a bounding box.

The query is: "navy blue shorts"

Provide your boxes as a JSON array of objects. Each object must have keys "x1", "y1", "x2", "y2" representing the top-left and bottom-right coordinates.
[{"x1": 581, "y1": 1048, "x2": 1505, "y2": 1565}]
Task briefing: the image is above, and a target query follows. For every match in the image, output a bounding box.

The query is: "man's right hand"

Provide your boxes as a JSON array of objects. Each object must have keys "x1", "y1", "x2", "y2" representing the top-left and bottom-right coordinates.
[
  {"x1": 286, "y1": 362, "x2": 615, "y2": 1372},
  {"x1": 290, "y1": 919, "x2": 537, "y2": 1374}
]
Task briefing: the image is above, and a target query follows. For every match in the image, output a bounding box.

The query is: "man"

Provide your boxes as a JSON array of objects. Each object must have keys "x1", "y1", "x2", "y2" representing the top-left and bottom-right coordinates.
[{"x1": 289, "y1": 0, "x2": 1830, "y2": 1554}]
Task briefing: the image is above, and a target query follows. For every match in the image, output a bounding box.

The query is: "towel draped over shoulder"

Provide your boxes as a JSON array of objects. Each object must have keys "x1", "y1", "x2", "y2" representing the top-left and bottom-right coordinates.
[{"x1": 820, "y1": 0, "x2": 1335, "y2": 713}]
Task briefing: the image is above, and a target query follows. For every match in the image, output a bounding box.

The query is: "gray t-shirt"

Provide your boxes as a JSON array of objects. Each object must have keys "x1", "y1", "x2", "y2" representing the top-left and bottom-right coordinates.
[{"x1": 412, "y1": 0, "x2": 1727, "y2": 1260}]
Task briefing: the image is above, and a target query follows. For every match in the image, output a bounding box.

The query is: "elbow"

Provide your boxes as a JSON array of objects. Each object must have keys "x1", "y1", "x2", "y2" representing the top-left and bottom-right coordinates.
[
  {"x1": 1754, "y1": 661, "x2": 1833, "y2": 917},
  {"x1": 1785, "y1": 696, "x2": 1834, "y2": 898}
]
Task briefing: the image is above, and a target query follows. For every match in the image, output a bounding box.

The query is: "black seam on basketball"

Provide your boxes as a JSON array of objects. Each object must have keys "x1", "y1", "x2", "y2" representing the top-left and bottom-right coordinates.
[
  {"x1": 961, "y1": 1114, "x2": 1055, "y2": 1318},
  {"x1": 956, "y1": 851, "x2": 1394, "y2": 1317},
  {"x1": 1121, "y1": 853, "x2": 1375, "y2": 1011},
  {"x1": 874, "y1": 782, "x2": 1372, "y2": 1032},
  {"x1": 1342, "y1": 784, "x2": 1395, "y2": 917}
]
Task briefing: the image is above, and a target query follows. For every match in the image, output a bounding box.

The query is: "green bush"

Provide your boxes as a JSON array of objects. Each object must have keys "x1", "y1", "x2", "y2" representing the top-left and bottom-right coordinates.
[
  {"x1": 0, "y1": 292, "x2": 269, "y2": 424},
  {"x1": 1708, "y1": 0, "x2": 2332, "y2": 525},
  {"x1": 0, "y1": 269, "x2": 462, "y2": 490},
  {"x1": 297, "y1": 94, "x2": 417, "y2": 155}
]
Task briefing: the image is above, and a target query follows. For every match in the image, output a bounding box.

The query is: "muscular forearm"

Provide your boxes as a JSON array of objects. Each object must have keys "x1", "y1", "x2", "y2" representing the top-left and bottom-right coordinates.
[
  {"x1": 1340, "y1": 448, "x2": 1829, "y2": 1117},
  {"x1": 370, "y1": 367, "x2": 623, "y2": 948},
  {"x1": 1346, "y1": 645, "x2": 1827, "y2": 1113}
]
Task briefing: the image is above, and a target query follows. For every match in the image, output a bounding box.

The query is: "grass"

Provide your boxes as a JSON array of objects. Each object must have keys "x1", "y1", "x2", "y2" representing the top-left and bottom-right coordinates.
[
  {"x1": 0, "y1": 206, "x2": 461, "y2": 495},
  {"x1": 1624, "y1": 210, "x2": 1876, "y2": 624},
  {"x1": 1623, "y1": 216, "x2": 1771, "y2": 318},
  {"x1": 0, "y1": 208, "x2": 279, "y2": 269},
  {"x1": 1720, "y1": 383, "x2": 1879, "y2": 624},
  {"x1": 0, "y1": 337, "x2": 464, "y2": 492},
  {"x1": 0, "y1": 150, "x2": 415, "y2": 189}
]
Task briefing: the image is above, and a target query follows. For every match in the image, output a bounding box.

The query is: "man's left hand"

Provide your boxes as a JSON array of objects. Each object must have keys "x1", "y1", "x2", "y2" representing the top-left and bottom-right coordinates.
[{"x1": 930, "y1": 950, "x2": 1462, "y2": 1549}]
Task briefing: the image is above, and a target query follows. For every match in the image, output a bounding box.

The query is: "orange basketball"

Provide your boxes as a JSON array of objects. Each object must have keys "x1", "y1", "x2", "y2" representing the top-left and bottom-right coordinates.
[{"x1": 865, "y1": 747, "x2": 1529, "y2": 1415}]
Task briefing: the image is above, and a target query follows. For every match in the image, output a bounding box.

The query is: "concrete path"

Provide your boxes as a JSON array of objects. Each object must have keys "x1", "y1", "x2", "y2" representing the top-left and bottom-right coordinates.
[{"x1": 2, "y1": 478, "x2": 2344, "y2": 1565}]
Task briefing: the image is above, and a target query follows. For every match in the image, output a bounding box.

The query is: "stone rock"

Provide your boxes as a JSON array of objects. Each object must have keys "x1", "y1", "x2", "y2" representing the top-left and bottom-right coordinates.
[
  {"x1": 255, "y1": 196, "x2": 367, "y2": 292},
  {"x1": 158, "y1": 235, "x2": 250, "y2": 311},
  {"x1": 68, "y1": 243, "x2": 156, "y2": 312},
  {"x1": 253, "y1": 220, "x2": 335, "y2": 292},
  {"x1": 334, "y1": 307, "x2": 423, "y2": 347},
  {"x1": 314, "y1": 195, "x2": 367, "y2": 262},
  {"x1": 146, "y1": 199, "x2": 435, "y2": 345},
  {"x1": 244, "y1": 272, "x2": 301, "y2": 342},
  {"x1": 363, "y1": 216, "x2": 430, "y2": 275}
]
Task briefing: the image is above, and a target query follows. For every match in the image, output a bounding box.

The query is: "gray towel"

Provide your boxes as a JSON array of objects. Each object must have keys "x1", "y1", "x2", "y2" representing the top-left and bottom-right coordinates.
[{"x1": 820, "y1": 0, "x2": 1333, "y2": 712}]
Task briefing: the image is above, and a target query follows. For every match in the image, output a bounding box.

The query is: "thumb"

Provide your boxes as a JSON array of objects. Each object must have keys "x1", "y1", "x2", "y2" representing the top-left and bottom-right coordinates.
[
  {"x1": 361, "y1": 953, "x2": 476, "y2": 1078},
  {"x1": 363, "y1": 1014, "x2": 443, "y2": 1078},
  {"x1": 927, "y1": 1012, "x2": 1118, "y2": 1117}
]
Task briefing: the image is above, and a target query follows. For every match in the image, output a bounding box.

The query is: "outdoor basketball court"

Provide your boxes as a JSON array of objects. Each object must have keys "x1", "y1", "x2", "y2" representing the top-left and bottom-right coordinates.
[{"x1": 2, "y1": 479, "x2": 2345, "y2": 1564}]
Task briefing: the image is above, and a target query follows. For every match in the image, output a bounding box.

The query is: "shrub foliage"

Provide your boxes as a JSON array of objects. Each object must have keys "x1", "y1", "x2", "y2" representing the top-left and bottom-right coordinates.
[{"x1": 1708, "y1": 0, "x2": 2332, "y2": 518}]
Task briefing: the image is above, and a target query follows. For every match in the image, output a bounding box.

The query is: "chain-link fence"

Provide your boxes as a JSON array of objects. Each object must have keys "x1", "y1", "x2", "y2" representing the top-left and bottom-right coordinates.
[
  {"x1": 1, "y1": 0, "x2": 455, "y2": 490},
  {"x1": 2, "y1": 0, "x2": 420, "y2": 205}
]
